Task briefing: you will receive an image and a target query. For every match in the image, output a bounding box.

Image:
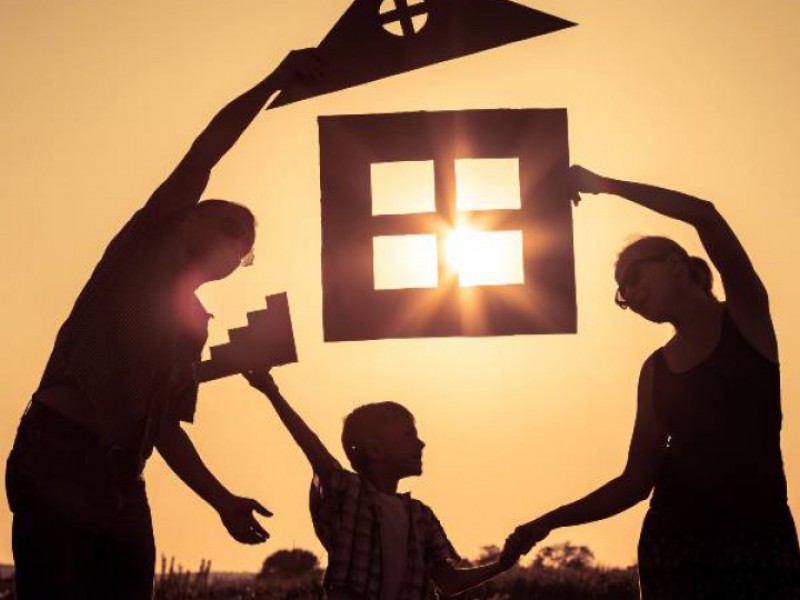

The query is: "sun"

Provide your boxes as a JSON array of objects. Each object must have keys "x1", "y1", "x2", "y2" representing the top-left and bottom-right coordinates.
[
  {"x1": 445, "y1": 223, "x2": 525, "y2": 287},
  {"x1": 444, "y1": 225, "x2": 474, "y2": 274}
]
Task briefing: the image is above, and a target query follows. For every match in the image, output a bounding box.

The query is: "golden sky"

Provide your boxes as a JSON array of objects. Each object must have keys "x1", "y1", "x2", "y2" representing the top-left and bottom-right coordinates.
[{"x1": 1, "y1": 0, "x2": 799, "y2": 571}]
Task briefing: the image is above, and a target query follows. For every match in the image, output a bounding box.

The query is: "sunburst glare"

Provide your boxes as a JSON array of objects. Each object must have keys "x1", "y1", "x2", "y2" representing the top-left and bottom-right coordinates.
[{"x1": 445, "y1": 224, "x2": 525, "y2": 287}]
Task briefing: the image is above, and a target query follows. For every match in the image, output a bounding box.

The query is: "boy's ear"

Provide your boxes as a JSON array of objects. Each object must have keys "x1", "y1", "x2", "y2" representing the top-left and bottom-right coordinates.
[{"x1": 365, "y1": 439, "x2": 384, "y2": 460}]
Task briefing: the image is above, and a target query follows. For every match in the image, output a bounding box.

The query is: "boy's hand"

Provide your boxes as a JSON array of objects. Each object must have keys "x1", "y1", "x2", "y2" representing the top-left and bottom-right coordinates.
[
  {"x1": 216, "y1": 494, "x2": 272, "y2": 545},
  {"x1": 243, "y1": 368, "x2": 279, "y2": 396}
]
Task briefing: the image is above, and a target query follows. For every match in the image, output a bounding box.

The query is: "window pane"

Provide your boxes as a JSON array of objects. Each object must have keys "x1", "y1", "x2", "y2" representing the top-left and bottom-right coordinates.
[
  {"x1": 371, "y1": 161, "x2": 436, "y2": 216},
  {"x1": 380, "y1": 0, "x2": 429, "y2": 36},
  {"x1": 450, "y1": 229, "x2": 524, "y2": 287},
  {"x1": 455, "y1": 158, "x2": 521, "y2": 211},
  {"x1": 383, "y1": 20, "x2": 405, "y2": 36},
  {"x1": 411, "y1": 14, "x2": 428, "y2": 33},
  {"x1": 373, "y1": 235, "x2": 439, "y2": 290}
]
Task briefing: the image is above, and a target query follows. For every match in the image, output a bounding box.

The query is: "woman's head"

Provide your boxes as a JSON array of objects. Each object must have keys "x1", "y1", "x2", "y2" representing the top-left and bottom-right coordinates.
[
  {"x1": 180, "y1": 200, "x2": 257, "y2": 282},
  {"x1": 614, "y1": 236, "x2": 714, "y2": 322}
]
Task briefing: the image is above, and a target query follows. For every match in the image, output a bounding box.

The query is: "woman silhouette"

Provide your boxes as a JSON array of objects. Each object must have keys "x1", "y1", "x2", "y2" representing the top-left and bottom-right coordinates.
[{"x1": 511, "y1": 166, "x2": 800, "y2": 598}]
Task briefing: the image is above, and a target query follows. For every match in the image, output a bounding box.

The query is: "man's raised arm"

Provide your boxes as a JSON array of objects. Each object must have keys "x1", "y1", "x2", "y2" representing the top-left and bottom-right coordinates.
[{"x1": 144, "y1": 49, "x2": 322, "y2": 222}]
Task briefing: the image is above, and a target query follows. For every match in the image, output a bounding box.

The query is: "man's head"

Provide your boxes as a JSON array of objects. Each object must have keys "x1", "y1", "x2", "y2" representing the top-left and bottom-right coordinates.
[
  {"x1": 341, "y1": 402, "x2": 425, "y2": 480},
  {"x1": 180, "y1": 199, "x2": 256, "y2": 282}
]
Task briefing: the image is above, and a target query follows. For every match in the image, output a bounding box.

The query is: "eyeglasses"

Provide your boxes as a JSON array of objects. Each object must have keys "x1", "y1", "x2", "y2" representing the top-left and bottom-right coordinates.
[
  {"x1": 615, "y1": 255, "x2": 668, "y2": 309},
  {"x1": 240, "y1": 248, "x2": 255, "y2": 267},
  {"x1": 216, "y1": 218, "x2": 255, "y2": 267}
]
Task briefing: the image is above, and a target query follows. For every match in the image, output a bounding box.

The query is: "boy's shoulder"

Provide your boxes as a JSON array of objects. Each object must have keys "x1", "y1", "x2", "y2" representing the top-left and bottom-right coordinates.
[
  {"x1": 406, "y1": 495, "x2": 448, "y2": 534},
  {"x1": 313, "y1": 465, "x2": 437, "y2": 515},
  {"x1": 312, "y1": 463, "x2": 357, "y2": 495},
  {"x1": 311, "y1": 465, "x2": 460, "y2": 567}
]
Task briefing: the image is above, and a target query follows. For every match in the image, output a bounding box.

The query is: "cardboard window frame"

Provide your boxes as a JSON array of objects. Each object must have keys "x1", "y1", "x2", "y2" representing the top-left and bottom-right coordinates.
[{"x1": 319, "y1": 108, "x2": 576, "y2": 341}]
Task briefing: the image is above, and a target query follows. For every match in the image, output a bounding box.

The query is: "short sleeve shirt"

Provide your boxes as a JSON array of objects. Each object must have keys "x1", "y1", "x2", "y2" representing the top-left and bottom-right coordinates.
[
  {"x1": 310, "y1": 467, "x2": 459, "y2": 600},
  {"x1": 36, "y1": 165, "x2": 211, "y2": 456}
]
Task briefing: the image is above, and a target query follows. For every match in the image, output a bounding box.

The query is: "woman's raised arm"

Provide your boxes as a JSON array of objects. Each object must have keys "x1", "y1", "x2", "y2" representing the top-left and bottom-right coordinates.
[{"x1": 571, "y1": 165, "x2": 777, "y2": 360}]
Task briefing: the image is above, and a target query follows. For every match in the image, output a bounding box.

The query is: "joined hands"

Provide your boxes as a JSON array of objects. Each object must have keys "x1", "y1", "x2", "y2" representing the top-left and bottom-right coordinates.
[{"x1": 507, "y1": 517, "x2": 553, "y2": 557}]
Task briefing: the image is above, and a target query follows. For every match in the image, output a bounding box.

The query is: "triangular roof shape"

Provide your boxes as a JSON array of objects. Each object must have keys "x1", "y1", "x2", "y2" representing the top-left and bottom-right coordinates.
[{"x1": 269, "y1": 0, "x2": 575, "y2": 109}]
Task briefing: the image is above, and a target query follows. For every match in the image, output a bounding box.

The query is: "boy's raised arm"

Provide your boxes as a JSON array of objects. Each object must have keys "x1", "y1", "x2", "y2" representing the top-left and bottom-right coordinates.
[{"x1": 244, "y1": 370, "x2": 340, "y2": 481}]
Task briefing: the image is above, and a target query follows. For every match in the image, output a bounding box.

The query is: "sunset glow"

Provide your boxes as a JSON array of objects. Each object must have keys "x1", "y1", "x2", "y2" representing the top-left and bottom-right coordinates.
[{"x1": 2, "y1": 0, "x2": 798, "y2": 575}]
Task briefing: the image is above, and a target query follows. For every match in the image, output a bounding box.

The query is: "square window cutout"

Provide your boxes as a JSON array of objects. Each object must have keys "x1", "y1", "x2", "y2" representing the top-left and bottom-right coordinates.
[
  {"x1": 373, "y1": 235, "x2": 438, "y2": 290},
  {"x1": 455, "y1": 158, "x2": 521, "y2": 211},
  {"x1": 319, "y1": 109, "x2": 575, "y2": 341},
  {"x1": 451, "y1": 229, "x2": 525, "y2": 287},
  {"x1": 371, "y1": 161, "x2": 436, "y2": 216}
]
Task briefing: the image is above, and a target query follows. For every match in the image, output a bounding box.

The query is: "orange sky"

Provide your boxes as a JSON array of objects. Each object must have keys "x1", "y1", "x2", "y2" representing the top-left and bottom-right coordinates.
[{"x1": 1, "y1": 0, "x2": 799, "y2": 571}]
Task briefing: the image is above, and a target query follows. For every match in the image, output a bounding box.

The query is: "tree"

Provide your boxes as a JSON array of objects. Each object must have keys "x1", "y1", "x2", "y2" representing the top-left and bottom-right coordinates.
[
  {"x1": 257, "y1": 549, "x2": 320, "y2": 580},
  {"x1": 533, "y1": 542, "x2": 595, "y2": 570},
  {"x1": 474, "y1": 545, "x2": 502, "y2": 566}
]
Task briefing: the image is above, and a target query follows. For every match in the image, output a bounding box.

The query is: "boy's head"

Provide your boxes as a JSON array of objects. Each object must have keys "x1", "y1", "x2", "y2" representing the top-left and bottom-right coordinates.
[{"x1": 341, "y1": 402, "x2": 425, "y2": 479}]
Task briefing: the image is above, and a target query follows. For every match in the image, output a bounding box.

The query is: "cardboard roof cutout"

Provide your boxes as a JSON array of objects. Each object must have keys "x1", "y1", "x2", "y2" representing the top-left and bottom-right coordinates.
[
  {"x1": 269, "y1": 0, "x2": 575, "y2": 108},
  {"x1": 319, "y1": 109, "x2": 576, "y2": 342},
  {"x1": 193, "y1": 293, "x2": 298, "y2": 382}
]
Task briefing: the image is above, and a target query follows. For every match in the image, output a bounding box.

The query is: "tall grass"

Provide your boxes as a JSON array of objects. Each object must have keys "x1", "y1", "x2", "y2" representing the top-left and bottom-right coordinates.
[
  {"x1": 2, "y1": 546, "x2": 640, "y2": 600},
  {"x1": 148, "y1": 553, "x2": 639, "y2": 600}
]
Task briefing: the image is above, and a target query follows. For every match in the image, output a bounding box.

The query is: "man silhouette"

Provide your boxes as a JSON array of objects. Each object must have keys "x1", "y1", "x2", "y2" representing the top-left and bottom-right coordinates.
[{"x1": 5, "y1": 48, "x2": 322, "y2": 599}]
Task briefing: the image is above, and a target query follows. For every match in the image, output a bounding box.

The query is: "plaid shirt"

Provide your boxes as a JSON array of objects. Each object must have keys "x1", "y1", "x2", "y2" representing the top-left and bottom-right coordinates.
[
  {"x1": 36, "y1": 161, "x2": 211, "y2": 459},
  {"x1": 310, "y1": 466, "x2": 460, "y2": 600}
]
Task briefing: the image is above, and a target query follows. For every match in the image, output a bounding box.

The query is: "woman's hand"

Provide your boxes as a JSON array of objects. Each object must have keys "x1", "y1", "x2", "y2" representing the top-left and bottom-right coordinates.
[
  {"x1": 509, "y1": 516, "x2": 553, "y2": 555},
  {"x1": 568, "y1": 165, "x2": 610, "y2": 205}
]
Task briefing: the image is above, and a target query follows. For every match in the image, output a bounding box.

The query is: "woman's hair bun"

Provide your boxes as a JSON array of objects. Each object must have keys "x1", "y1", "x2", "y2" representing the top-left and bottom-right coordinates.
[{"x1": 688, "y1": 256, "x2": 714, "y2": 296}]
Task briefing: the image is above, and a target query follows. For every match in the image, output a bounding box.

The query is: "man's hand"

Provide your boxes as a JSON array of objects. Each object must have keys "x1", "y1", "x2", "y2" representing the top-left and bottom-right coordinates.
[
  {"x1": 270, "y1": 49, "x2": 325, "y2": 89},
  {"x1": 217, "y1": 495, "x2": 272, "y2": 545},
  {"x1": 568, "y1": 165, "x2": 609, "y2": 206},
  {"x1": 509, "y1": 517, "x2": 552, "y2": 555}
]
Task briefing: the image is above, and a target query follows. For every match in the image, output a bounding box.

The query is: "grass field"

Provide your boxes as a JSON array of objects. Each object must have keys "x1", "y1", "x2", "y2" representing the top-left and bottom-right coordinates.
[{"x1": 0, "y1": 543, "x2": 641, "y2": 599}]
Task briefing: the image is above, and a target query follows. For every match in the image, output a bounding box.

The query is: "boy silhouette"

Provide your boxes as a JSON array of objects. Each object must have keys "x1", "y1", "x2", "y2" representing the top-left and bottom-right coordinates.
[{"x1": 244, "y1": 370, "x2": 521, "y2": 600}]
